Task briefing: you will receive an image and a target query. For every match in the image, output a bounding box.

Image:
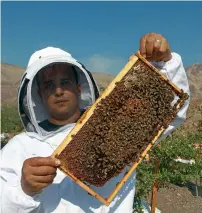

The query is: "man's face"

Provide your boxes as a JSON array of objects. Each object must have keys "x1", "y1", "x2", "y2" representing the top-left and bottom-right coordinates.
[{"x1": 38, "y1": 64, "x2": 80, "y2": 121}]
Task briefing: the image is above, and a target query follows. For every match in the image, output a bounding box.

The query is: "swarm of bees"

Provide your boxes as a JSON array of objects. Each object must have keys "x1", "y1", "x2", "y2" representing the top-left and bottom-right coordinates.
[{"x1": 58, "y1": 60, "x2": 179, "y2": 187}]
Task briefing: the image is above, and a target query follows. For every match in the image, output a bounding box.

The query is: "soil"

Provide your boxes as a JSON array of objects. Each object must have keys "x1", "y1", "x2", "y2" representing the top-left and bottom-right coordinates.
[{"x1": 147, "y1": 182, "x2": 202, "y2": 213}]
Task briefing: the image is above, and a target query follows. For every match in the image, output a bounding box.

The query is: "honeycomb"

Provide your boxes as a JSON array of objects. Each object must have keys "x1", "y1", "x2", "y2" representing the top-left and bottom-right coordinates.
[{"x1": 57, "y1": 59, "x2": 186, "y2": 187}]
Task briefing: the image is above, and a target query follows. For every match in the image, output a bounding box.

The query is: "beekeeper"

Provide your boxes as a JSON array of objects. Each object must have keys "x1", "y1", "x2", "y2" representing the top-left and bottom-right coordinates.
[{"x1": 0, "y1": 33, "x2": 190, "y2": 213}]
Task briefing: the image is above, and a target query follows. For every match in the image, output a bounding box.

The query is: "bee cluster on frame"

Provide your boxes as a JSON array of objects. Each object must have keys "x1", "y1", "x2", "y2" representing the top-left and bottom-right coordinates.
[{"x1": 57, "y1": 59, "x2": 181, "y2": 187}]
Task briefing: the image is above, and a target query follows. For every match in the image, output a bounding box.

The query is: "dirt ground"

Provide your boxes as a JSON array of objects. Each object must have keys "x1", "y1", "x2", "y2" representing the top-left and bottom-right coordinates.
[{"x1": 147, "y1": 182, "x2": 202, "y2": 213}]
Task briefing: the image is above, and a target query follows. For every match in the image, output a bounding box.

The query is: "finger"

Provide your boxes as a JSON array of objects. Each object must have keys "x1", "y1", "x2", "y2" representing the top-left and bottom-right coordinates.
[
  {"x1": 29, "y1": 157, "x2": 61, "y2": 167},
  {"x1": 139, "y1": 35, "x2": 147, "y2": 58},
  {"x1": 31, "y1": 166, "x2": 57, "y2": 176},
  {"x1": 32, "y1": 174, "x2": 57, "y2": 184},
  {"x1": 145, "y1": 36, "x2": 155, "y2": 58},
  {"x1": 31, "y1": 182, "x2": 50, "y2": 192},
  {"x1": 158, "y1": 39, "x2": 168, "y2": 59},
  {"x1": 152, "y1": 39, "x2": 162, "y2": 59}
]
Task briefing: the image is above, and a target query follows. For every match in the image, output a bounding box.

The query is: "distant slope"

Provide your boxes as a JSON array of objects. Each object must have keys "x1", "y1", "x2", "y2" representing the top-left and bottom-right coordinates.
[
  {"x1": 186, "y1": 63, "x2": 202, "y2": 100},
  {"x1": 1, "y1": 62, "x2": 202, "y2": 104},
  {"x1": 91, "y1": 72, "x2": 114, "y2": 89},
  {"x1": 1, "y1": 63, "x2": 24, "y2": 84},
  {"x1": 1, "y1": 63, "x2": 25, "y2": 104}
]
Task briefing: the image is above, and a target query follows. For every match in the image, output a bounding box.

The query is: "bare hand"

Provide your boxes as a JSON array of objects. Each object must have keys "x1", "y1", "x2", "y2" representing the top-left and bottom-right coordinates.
[
  {"x1": 21, "y1": 157, "x2": 61, "y2": 196},
  {"x1": 139, "y1": 32, "x2": 172, "y2": 62}
]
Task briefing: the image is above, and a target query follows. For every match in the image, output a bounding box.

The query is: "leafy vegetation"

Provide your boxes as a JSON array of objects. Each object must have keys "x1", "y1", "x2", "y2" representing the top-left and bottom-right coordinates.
[
  {"x1": 1, "y1": 104, "x2": 23, "y2": 133},
  {"x1": 133, "y1": 132, "x2": 202, "y2": 212},
  {"x1": 99, "y1": 86, "x2": 105, "y2": 93}
]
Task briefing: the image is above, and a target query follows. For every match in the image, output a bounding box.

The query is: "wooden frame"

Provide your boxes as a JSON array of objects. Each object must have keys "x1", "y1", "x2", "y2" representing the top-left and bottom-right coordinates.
[{"x1": 52, "y1": 52, "x2": 188, "y2": 206}]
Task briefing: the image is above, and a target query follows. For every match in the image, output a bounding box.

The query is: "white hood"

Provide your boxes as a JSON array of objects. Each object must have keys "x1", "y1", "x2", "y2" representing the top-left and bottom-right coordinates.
[{"x1": 18, "y1": 47, "x2": 100, "y2": 137}]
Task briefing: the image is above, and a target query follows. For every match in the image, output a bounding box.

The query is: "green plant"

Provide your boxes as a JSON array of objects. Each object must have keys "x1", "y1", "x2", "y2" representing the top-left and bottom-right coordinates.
[
  {"x1": 133, "y1": 196, "x2": 144, "y2": 213},
  {"x1": 134, "y1": 132, "x2": 202, "y2": 210},
  {"x1": 100, "y1": 87, "x2": 105, "y2": 93},
  {"x1": 1, "y1": 104, "x2": 23, "y2": 133}
]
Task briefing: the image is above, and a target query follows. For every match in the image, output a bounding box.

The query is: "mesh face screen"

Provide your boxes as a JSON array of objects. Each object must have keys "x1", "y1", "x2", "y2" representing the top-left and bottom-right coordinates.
[{"x1": 58, "y1": 59, "x2": 184, "y2": 187}]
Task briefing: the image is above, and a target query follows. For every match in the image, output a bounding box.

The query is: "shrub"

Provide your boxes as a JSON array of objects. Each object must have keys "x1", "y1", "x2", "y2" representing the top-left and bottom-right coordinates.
[
  {"x1": 1, "y1": 104, "x2": 23, "y2": 133},
  {"x1": 135, "y1": 132, "x2": 202, "y2": 199}
]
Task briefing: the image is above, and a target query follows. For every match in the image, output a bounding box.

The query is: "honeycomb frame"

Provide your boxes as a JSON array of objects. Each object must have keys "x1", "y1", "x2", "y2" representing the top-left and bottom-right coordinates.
[{"x1": 52, "y1": 52, "x2": 189, "y2": 206}]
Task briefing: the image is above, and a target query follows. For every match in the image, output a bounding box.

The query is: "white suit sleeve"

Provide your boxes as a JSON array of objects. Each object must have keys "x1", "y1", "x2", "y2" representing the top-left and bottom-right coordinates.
[
  {"x1": 151, "y1": 52, "x2": 190, "y2": 142},
  {"x1": 0, "y1": 136, "x2": 42, "y2": 213}
]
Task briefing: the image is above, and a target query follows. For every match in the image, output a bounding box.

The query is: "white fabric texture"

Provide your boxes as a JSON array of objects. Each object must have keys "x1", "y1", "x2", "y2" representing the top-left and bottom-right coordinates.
[{"x1": 0, "y1": 48, "x2": 190, "y2": 213}]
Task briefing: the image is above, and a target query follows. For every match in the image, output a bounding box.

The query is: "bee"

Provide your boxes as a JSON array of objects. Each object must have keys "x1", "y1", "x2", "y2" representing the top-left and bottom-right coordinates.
[{"x1": 57, "y1": 59, "x2": 181, "y2": 186}]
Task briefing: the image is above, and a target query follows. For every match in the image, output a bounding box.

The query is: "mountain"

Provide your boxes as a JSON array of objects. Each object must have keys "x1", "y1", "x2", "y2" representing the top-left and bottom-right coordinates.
[
  {"x1": 186, "y1": 63, "x2": 202, "y2": 100},
  {"x1": 1, "y1": 62, "x2": 202, "y2": 104},
  {"x1": 1, "y1": 63, "x2": 25, "y2": 104}
]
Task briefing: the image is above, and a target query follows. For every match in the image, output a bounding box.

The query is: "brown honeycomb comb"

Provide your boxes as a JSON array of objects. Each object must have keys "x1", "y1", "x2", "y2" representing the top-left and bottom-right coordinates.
[{"x1": 52, "y1": 52, "x2": 189, "y2": 206}]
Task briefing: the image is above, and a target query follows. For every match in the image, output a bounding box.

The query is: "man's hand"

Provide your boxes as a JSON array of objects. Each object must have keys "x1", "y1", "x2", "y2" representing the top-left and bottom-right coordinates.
[
  {"x1": 21, "y1": 157, "x2": 61, "y2": 196},
  {"x1": 139, "y1": 32, "x2": 172, "y2": 62}
]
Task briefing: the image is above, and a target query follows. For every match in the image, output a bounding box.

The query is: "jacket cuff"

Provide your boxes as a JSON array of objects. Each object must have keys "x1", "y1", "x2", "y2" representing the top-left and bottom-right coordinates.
[
  {"x1": 151, "y1": 52, "x2": 179, "y2": 69},
  {"x1": 16, "y1": 184, "x2": 43, "y2": 203}
]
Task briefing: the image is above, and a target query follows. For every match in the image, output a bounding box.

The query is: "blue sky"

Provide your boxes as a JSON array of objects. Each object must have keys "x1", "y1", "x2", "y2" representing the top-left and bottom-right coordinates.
[{"x1": 1, "y1": 1, "x2": 202, "y2": 74}]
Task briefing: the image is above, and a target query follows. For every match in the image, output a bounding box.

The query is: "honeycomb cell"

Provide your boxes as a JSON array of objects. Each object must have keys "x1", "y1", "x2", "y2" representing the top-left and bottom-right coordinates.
[{"x1": 58, "y1": 60, "x2": 179, "y2": 187}]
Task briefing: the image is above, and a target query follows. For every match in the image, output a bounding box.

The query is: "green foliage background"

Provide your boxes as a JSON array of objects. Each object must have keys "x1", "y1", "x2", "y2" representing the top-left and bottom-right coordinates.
[
  {"x1": 135, "y1": 132, "x2": 202, "y2": 200},
  {"x1": 1, "y1": 104, "x2": 23, "y2": 133}
]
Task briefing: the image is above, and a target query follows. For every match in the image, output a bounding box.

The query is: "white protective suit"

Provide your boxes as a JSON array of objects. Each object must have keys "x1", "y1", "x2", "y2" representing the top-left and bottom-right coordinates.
[{"x1": 0, "y1": 47, "x2": 190, "y2": 213}]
